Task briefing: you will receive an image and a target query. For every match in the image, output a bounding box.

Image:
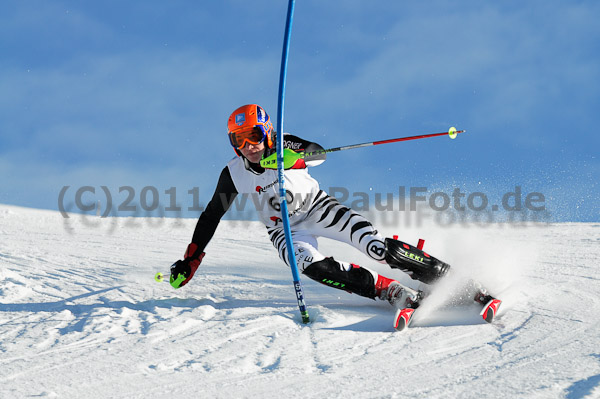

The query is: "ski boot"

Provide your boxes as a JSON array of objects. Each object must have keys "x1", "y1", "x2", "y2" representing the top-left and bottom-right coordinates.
[{"x1": 379, "y1": 281, "x2": 423, "y2": 331}]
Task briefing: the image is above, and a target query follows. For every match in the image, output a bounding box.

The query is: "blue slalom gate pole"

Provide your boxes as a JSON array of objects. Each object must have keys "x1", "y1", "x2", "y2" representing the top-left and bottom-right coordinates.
[{"x1": 276, "y1": 0, "x2": 309, "y2": 324}]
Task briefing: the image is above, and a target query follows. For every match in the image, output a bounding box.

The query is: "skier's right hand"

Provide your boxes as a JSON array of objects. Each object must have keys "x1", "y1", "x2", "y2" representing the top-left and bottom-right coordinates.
[{"x1": 170, "y1": 243, "x2": 205, "y2": 289}]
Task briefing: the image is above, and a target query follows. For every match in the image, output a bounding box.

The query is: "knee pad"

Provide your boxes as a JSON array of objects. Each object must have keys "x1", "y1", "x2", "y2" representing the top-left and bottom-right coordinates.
[
  {"x1": 303, "y1": 257, "x2": 376, "y2": 299},
  {"x1": 384, "y1": 238, "x2": 450, "y2": 284}
]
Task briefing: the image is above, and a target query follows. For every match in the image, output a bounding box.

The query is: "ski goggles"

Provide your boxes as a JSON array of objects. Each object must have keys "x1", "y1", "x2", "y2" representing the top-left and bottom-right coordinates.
[{"x1": 228, "y1": 125, "x2": 268, "y2": 149}]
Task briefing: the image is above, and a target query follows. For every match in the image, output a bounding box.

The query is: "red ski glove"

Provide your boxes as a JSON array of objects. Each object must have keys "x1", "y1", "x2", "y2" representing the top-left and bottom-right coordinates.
[{"x1": 170, "y1": 243, "x2": 205, "y2": 289}]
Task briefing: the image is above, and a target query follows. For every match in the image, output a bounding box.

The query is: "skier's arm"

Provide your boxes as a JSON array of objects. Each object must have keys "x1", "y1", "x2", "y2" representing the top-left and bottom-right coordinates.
[
  {"x1": 170, "y1": 167, "x2": 238, "y2": 289},
  {"x1": 190, "y1": 167, "x2": 238, "y2": 252},
  {"x1": 261, "y1": 134, "x2": 326, "y2": 170},
  {"x1": 283, "y1": 134, "x2": 326, "y2": 167}
]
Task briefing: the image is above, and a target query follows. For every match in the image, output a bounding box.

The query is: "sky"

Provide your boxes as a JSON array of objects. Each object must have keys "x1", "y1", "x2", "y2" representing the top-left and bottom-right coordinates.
[{"x1": 0, "y1": 0, "x2": 598, "y2": 223}]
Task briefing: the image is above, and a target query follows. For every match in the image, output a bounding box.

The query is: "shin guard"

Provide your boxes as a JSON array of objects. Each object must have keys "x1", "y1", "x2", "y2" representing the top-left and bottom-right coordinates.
[
  {"x1": 303, "y1": 258, "x2": 376, "y2": 299},
  {"x1": 384, "y1": 238, "x2": 450, "y2": 284}
]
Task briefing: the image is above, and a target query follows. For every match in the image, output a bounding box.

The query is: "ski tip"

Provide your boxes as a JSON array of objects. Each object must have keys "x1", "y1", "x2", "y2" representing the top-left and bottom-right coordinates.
[
  {"x1": 394, "y1": 308, "x2": 416, "y2": 332},
  {"x1": 480, "y1": 298, "x2": 502, "y2": 323}
]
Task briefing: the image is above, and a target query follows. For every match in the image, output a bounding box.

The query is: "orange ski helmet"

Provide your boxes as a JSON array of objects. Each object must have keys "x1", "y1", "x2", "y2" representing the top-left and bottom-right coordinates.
[{"x1": 227, "y1": 104, "x2": 274, "y2": 156}]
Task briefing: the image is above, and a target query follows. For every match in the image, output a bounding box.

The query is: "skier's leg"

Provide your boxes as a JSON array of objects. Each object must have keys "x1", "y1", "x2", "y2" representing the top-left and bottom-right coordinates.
[
  {"x1": 298, "y1": 192, "x2": 387, "y2": 262},
  {"x1": 267, "y1": 225, "x2": 419, "y2": 304},
  {"x1": 300, "y1": 192, "x2": 451, "y2": 285},
  {"x1": 303, "y1": 257, "x2": 421, "y2": 307},
  {"x1": 266, "y1": 227, "x2": 324, "y2": 270},
  {"x1": 303, "y1": 257, "x2": 377, "y2": 298},
  {"x1": 300, "y1": 193, "x2": 496, "y2": 318}
]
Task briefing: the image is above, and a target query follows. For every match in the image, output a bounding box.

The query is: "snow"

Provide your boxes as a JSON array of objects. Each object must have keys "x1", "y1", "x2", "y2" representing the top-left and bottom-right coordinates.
[{"x1": 1, "y1": 204, "x2": 599, "y2": 398}]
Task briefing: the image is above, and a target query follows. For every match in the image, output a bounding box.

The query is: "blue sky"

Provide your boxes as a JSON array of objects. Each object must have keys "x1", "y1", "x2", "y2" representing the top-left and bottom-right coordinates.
[{"x1": 0, "y1": 0, "x2": 598, "y2": 222}]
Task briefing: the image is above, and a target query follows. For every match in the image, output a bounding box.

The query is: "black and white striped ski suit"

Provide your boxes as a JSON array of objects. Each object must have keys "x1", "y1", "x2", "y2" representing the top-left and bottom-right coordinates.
[{"x1": 267, "y1": 190, "x2": 387, "y2": 272}]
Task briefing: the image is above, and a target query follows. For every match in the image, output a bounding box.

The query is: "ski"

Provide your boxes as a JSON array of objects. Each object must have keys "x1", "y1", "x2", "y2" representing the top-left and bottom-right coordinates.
[
  {"x1": 480, "y1": 298, "x2": 502, "y2": 323},
  {"x1": 393, "y1": 293, "x2": 502, "y2": 331},
  {"x1": 475, "y1": 289, "x2": 502, "y2": 323},
  {"x1": 393, "y1": 307, "x2": 417, "y2": 331}
]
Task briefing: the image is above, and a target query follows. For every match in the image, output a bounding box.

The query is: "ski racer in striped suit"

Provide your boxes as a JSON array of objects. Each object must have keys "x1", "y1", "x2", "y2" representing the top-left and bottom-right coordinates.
[{"x1": 170, "y1": 104, "x2": 452, "y2": 310}]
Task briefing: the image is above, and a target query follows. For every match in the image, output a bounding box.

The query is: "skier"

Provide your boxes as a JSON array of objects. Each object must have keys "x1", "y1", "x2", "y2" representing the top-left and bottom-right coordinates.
[{"x1": 170, "y1": 104, "x2": 489, "y2": 324}]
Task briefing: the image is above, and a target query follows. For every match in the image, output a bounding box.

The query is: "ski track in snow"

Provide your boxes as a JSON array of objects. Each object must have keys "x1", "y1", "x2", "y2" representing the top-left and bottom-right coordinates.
[{"x1": 0, "y1": 204, "x2": 599, "y2": 398}]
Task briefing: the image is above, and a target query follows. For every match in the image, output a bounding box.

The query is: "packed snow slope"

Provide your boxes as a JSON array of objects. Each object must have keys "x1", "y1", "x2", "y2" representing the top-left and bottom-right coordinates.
[{"x1": 1, "y1": 204, "x2": 599, "y2": 399}]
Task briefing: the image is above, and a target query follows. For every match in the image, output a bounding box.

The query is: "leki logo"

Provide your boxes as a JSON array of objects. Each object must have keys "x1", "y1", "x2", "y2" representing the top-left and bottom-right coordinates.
[{"x1": 401, "y1": 250, "x2": 425, "y2": 263}]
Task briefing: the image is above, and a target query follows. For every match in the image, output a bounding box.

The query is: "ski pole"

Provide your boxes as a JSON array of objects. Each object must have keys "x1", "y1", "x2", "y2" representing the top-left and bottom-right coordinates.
[
  {"x1": 310, "y1": 127, "x2": 465, "y2": 158},
  {"x1": 261, "y1": 127, "x2": 465, "y2": 169}
]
